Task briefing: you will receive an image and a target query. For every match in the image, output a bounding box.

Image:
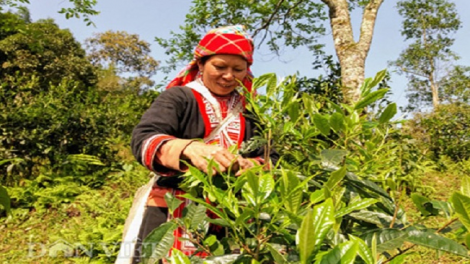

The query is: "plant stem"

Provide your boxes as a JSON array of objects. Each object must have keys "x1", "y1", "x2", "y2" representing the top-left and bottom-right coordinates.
[
  {"x1": 384, "y1": 217, "x2": 460, "y2": 263},
  {"x1": 389, "y1": 188, "x2": 402, "y2": 228}
]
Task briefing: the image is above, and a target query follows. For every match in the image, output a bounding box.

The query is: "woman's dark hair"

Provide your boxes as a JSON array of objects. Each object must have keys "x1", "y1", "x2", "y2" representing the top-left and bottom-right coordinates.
[{"x1": 199, "y1": 55, "x2": 213, "y2": 66}]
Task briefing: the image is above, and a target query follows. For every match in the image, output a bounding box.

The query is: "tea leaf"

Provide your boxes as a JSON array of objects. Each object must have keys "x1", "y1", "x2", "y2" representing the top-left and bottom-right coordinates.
[
  {"x1": 349, "y1": 211, "x2": 398, "y2": 228},
  {"x1": 362, "y1": 228, "x2": 407, "y2": 253},
  {"x1": 0, "y1": 185, "x2": 11, "y2": 215},
  {"x1": 297, "y1": 209, "x2": 316, "y2": 264},
  {"x1": 379, "y1": 103, "x2": 397, "y2": 123},
  {"x1": 329, "y1": 112, "x2": 345, "y2": 132},
  {"x1": 335, "y1": 198, "x2": 378, "y2": 218},
  {"x1": 164, "y1": 192, "x2": 184, "y2": 214},
  {"x1": 184, "y1": 203, "x2": 207, "y2": 230},
  {"x1": 349, "y1": 235, "x2": 375, "y2": 264},
  {"x1": 315, "y1": 240, "x2": 358, "y2": 264},
  {"x1": 325, "y1": 166, "x2": 347, "y2": 191},
  {"x1": 450, "y1": 192, "x2": 470, "y2": 230},
  {"x1": 259, "y1": 173, "x2": 275, "y2": 200},
  {"x1": 312, "y1": 199, "x2": 335, "y2": 251},
  {"x1": 410, "y1": 193, "x2": 438, "y2": 217},
  {"x1": 167, "y1": 248, "x2": 191, "y2": 264},
  {"x1": 406, "y1": 229, "x2": 469, "y2": 258},
  {"x1": 354, "y1": 89, "x2": 389, "y2": 110},
  {"x1": 462, "y1": 176, "x2": 470, "y2": 197},
  {"x1": 142, "y1": 222, "x2": 178, "y2": 264},
  {"x1": 266, "y1": 243, "x2": 288, "y2": 264},
  {"x1": 313, "y1": 114, "x2": 330, "y2": 136},
  {"x1": 368, "y1": 69, "x2": 387, "y2": 91}
]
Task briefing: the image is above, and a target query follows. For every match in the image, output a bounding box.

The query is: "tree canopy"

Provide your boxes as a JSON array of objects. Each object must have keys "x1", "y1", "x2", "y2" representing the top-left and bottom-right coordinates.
[
  {"x1": 0, "y1": 14, "x2": 97, "y2": 92},
  {"x1": 156, "y1": 0, "x2": 384, "y2": 104},
  {"x1": 391, "y1": 0, "x2": 462, "y2": 111},
  {"x1": 0, "y1": 0, "x2": 99, "y2": 25},
  {"x1": 84, "y1": 30, "x2": 159, "y2": 92}
]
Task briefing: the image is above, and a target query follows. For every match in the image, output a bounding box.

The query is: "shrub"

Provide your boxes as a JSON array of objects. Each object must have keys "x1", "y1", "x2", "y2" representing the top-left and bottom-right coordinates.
[{"x1": 404, "y1": 103, "x2": 470, "y2": 162}]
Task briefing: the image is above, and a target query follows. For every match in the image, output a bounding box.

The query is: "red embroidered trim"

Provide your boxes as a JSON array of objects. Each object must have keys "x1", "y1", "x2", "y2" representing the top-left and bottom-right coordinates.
[
  {"x1": 192, "y1": 90, "x2": 211, "y2": 138},
  {"x1": 238, "y1": 112, "x2": 245, "y2": 147},
  {"x1": 142, "y1": 135, "x2": 175, "y2": 171}
]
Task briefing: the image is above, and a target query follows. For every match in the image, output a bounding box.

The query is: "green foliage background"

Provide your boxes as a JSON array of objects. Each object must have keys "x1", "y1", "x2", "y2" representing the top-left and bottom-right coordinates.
[{"x1": 0, "y1": 5, "x2": 470, "y2": 264}]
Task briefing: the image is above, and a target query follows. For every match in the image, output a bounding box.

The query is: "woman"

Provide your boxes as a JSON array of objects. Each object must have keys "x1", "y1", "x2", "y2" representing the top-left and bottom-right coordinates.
[{"x1": 130, "y1": 25, "x2": 278, "y2": 262}]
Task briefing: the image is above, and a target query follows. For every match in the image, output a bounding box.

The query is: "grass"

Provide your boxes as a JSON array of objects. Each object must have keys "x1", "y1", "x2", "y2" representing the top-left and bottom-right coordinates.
[
  {"x1": 401, "y1": 169, "x2": 470, "y2": 264},
  {"x1": 0, "y1": 162, "x2": 149, "y2": 264}
]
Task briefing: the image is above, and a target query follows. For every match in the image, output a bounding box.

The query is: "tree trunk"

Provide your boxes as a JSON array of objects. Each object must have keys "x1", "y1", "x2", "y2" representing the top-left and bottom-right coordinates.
[
  {"x1": 321, "y1": 0, "x2": 384, "y2": 104},
  {"x1": 429, "y1": 76, "x2": 440, "y2": 109},
  {"x1": 429, "y1": 57, "x2": 440, "y2": 109}
]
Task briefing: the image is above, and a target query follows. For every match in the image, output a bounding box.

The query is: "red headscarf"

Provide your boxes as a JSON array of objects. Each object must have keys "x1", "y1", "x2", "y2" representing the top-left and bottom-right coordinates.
[{"x1": 166, "y1": 25, "x2": 254, "y2": 92}]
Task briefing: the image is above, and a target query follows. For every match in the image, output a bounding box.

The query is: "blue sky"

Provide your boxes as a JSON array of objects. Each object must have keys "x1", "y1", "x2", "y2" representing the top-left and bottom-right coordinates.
[{"x1": 23, "y1": 0, "x2": 470, "y2": 112}]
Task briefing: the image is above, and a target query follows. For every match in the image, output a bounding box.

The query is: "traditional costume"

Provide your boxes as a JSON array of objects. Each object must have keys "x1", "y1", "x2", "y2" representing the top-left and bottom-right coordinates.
[{"x1": 127, "y1": 25, "x2": 278, "y2": 263}]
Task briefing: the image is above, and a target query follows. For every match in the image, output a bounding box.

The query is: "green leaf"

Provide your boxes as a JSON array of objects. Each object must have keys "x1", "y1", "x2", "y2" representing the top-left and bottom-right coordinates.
[
  {"x1": 316, "y1": 241, "x2": 358, "y2": 264},
  {"x1": 387, "y1": 253, "x2": 409, "y2": 264},
  {"x1": 362, "y1": 228, "x2": 407, "y2": 253},
  {"x1": 325, "y1": 166, "x2": 347, "y2": 191},
  {"x1": 179, "y1": 194, "x2": 227, "y2": 221},
  {"x1": 266, "y1": 243, "x2": 288, "y2": 264},
  {"x1": 360, "y1": 77, "x2": 373, "y2": 96},
  {"x1": 203, "y1": 254, "x2": 241, "y2": 263},
  {"x1": 258, "y1": 173, "x2": 275, "y2": 200},
  {"x1": 379, "y1": 103, "x2": 397, "y2": 123},
  {"x1": 142, "y1": 222, "x2": 178, "y2": 264},
  {"x1": 368, "y1": 69, "x2": 387, "y2": 90},
  {"x1": 204, "y1": 235, "x2": 224, "y2": 256},
  {"x1": 164, "y1": 192, "x2": 184, "y2": 214},
  {"x1": 349, "y1": 211, "x2": 398, "y2": 228},
  {"x1": 313, "y1": 114, "x2": 330, "y2": 136},
  {"x1": 349, "y1": 235, "x2": 375, "y2": 264},
  {"x1": 429, "y1": 200, "x2": 454, "y2": 218},
  {"x1": 465, "y1": 233, "x2": 470, "y2": 249},
  {"x1": 354, "y1": 89, "x2": 389, "y2": 110},
  {"x1": 320, "y1": 149, "x2": 348, "y2": 168},
  {"x1": 450, "y1": 192, "x2": 470, "y2": 230},
  {"x1": 188, "y1": 165, "x2": 209, "y2": 185},
  {"x1": 462, "y1": 177, "x2": 470, "y2": 197},
  {"x1": 298, "y1": 209, "x2": 315, "y2": 264},
  {"x1": 168, "y1": 248, "x2": 191, "y2": 264},
  {"x1": 235, "y1": 207, "x2": 255, "y2": 226},
  {"x1": 335, "y1": 198, "x2": 378, "y2": 218},
  {"x1": 281, "y1": 170, "x2": 302, "y2": 214},
  {"x1": 288, "y1": 101, "x2": 300, "y2": 121},
  {"x1": 406, "y1": 229, "x2": 469, "y2": 258},
  {"x1": 329, "y1": 112, "x2": 346, "y2": 132},
  {"x1": 246, "y1": 170, "x2": 259, "y2": 198},
  {"x1": 313, "y1": 199, "x2": 336, "y2": 243},
  {"x1": 345, "y1": 173, "x2": 392, "y2": 201},
  {"x1": 254, "y1": 73, "x2": 277, "y2": 96},
  {"x1": 410, "y1": 193, "x2": 437, "y2": 217},
  {"x1": 0, "y1": 185, "x2": 11, "y2": 215},
  {"x1": 184, "y1": 203, "x2": 207, "y2": 230},
  {"x1": 310, "y1": 189, "x2": 325, "y2": 205}
]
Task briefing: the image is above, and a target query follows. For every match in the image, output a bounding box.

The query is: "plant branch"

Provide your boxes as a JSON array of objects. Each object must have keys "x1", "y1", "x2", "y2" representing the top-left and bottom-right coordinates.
[
  {"x1": 384, "y1": 217, "x2": 460, "y2": 263},
  {"x1": 252, "y1": 0, "x2": 286, "y2": 38}
]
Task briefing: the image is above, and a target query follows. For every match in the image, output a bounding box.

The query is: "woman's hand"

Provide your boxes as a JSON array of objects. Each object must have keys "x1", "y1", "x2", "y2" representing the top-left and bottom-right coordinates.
[
  {"x1": 182, "y1": 141, "x2": 240, "y2": 174},
  {"x1": 235, "y1": 156, "x2": 259, "y2": 176}
]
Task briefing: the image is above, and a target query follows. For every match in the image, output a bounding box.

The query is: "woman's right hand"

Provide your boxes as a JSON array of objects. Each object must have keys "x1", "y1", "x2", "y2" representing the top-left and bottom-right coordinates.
[{"x1": 182, "y1": 141, "x2": 240, "y2": 174}]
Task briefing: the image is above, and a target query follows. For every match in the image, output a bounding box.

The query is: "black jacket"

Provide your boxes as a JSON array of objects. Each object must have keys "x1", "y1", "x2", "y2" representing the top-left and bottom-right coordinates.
[{"x1": 131, "y1": 86, "x2": 278, "y2": 176}]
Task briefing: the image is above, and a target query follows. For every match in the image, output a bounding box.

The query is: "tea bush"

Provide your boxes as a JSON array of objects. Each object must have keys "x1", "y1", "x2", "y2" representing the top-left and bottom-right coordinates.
[
  {"x1": 404, "y1": 103, "x2": 470, "y2": 163},
  {"x1": 141, "y1": 72, "x2": 470, "y2": 264}
]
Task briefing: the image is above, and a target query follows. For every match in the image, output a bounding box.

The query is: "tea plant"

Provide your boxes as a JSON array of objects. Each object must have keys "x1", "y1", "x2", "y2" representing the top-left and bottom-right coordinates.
[{"x1": 141, "y1": 72, "x2": 469, "y2": 264}]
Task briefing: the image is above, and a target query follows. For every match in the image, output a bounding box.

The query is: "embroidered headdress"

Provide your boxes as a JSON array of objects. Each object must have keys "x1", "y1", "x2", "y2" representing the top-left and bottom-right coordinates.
[{"x1": 166, "y1": 25, "x2": 254, "y2": 91}]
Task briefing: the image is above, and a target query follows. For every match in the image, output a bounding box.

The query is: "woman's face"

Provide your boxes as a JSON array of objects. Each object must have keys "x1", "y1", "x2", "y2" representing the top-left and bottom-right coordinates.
[{"x1": 198, "y1": 54, "x2": 248, "y2": 96}]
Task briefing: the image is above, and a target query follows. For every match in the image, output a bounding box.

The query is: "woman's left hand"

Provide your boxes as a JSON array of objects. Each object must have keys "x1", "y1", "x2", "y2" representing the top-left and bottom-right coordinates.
[{"x1": 235, "y1": 157, "x2": 259, "y2": 176}]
